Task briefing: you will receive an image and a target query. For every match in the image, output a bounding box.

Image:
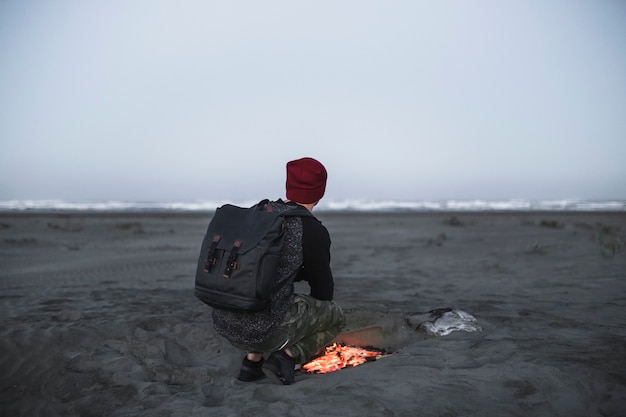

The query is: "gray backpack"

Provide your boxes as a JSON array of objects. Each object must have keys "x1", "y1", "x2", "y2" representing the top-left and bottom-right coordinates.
[{"x1": 194, "y1": 200, "x2": 313, "y2": 312}]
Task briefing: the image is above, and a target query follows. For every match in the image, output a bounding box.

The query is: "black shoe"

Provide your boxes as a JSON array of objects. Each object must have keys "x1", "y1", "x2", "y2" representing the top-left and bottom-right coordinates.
[
  {"x1": 238, "y1": 357, "x2": 265, "y2": 382},
  {"x1": 262, "y1": 350, "x2": 296, "y2": 385}
]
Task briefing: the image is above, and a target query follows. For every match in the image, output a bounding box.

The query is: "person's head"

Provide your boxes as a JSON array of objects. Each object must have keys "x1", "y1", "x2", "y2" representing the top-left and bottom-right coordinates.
[{"x1": 285, "y1": 157, "x2": 327, "y2": 205}]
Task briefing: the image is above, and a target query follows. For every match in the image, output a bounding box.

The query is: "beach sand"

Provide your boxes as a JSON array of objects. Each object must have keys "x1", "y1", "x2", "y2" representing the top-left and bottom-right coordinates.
[{"x1": 1, "y1": 211, "x2": 625, "y2": 416}]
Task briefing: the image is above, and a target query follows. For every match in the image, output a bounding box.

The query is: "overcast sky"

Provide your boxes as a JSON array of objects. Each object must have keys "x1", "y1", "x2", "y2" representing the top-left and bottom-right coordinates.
[{"x1": 1, "y1": 0, "x2": 624, "y2": 202}]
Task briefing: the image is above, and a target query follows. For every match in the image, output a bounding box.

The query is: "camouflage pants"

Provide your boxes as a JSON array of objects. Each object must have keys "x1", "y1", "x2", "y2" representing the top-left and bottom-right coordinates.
[{"x1": 234, "y1": 294, "x2": 345, "y2": 364}]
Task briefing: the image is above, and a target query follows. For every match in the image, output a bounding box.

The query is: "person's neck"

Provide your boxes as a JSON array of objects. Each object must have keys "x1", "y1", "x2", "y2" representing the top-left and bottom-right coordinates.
[{"x1": 284, "y1": 199, "x2": 316, "y2": 212}]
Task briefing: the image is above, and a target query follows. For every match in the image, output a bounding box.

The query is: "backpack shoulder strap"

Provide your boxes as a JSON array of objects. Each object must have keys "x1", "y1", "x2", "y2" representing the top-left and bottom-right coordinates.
[
  {"x1": 255, "y1": 199, "x2": 316, "y2": 219},
  {"x1": 282, "y1": 207, "x2": 315, "y2": 219}
]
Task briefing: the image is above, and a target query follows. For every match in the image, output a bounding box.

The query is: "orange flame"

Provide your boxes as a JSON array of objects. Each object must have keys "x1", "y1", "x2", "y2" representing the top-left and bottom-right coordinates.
[{"x1": 302, "y1": 343, "x2": 384, "y2": 374}]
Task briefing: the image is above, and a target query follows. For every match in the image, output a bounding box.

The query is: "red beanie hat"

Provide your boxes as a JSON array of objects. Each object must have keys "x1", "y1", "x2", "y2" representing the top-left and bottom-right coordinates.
[{"x1": 286, "y1": 157, "x2": 327, "y2": 204}]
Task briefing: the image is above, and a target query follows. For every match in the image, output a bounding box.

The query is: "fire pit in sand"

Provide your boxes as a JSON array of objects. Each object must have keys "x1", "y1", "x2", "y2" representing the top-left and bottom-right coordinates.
[
  {"x1": 302, "y1": 325, "x2": 390, "y2": 374},
  {"x1": 302, "y1": 343, "x2": 388, "y2": 374}
]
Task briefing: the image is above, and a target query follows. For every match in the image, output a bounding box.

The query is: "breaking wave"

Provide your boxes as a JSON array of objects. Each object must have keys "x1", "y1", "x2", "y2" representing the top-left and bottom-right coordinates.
[{"x1": 0, "y1": 199, "x2": 624, "y2": 212}]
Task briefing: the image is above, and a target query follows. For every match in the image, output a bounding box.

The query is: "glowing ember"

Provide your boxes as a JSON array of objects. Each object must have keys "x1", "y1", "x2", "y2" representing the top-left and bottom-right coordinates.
[{"x1": 302, "y1": 343, "x2": 385, "y2": 374}]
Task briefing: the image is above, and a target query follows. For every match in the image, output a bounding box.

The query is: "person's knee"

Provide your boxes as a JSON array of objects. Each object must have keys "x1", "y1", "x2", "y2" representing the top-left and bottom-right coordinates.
[
  {"x1": 335, "y1": 304, "x2": 346, "y2": 327},
  {"x1": 324, "y1": 302, "x2": 345, "y2": 329}
]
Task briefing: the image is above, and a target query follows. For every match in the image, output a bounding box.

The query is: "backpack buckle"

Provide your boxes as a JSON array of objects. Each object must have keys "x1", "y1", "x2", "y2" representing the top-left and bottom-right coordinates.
[
  {"x1": 204, "y1": 235, "x2": 221, "y2": 272},
  {"x1": 223, "y1": 240, "x2": 242, "y2": 278}
]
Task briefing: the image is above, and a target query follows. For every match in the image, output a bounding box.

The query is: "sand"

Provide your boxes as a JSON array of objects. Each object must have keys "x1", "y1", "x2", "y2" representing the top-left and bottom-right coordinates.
[{"x1": 1, "y1": 210, "x2": 625, "y2": 417}]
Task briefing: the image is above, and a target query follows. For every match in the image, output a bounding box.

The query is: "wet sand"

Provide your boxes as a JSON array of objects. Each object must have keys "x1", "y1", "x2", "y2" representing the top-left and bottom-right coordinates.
[{"x1": 1, "y1": 211, "x2": 625, "y2": 416}]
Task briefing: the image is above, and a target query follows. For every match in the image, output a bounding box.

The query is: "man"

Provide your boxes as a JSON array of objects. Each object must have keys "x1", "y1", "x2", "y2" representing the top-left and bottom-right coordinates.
[{"x1": 211, "y1": 157, "x2": 345, "y2": 385}]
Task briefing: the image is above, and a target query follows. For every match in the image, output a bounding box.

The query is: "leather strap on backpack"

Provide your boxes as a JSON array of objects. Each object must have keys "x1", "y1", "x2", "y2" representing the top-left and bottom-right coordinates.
[
  {"x1": 204, "y1": 235, "x2": 221, "y2": 272},
  {"x1": 223, "y1": 240, "x2": 242, "y2": 278}
]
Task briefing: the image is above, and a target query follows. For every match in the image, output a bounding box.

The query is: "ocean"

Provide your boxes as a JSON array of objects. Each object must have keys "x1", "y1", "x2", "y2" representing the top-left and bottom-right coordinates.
[{"x1": 0, "y1": 198, "x2": 624, "y2": 212}]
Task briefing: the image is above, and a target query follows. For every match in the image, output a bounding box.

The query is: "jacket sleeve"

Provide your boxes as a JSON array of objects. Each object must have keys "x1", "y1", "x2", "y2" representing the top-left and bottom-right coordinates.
[{"x1": 297, "y1": 216, "x2": 334, "y2": 301}]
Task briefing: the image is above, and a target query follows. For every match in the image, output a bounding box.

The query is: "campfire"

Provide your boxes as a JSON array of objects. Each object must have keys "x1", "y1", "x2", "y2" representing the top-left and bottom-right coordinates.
[{"x1": 302, "y1": 343, "x2": 387, "y2": 374}]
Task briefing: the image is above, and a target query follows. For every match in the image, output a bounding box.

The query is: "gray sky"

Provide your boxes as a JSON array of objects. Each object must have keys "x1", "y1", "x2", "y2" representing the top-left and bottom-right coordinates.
[{"x1": 1, "y1": 0, "x2": 625, "y2": 202}]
